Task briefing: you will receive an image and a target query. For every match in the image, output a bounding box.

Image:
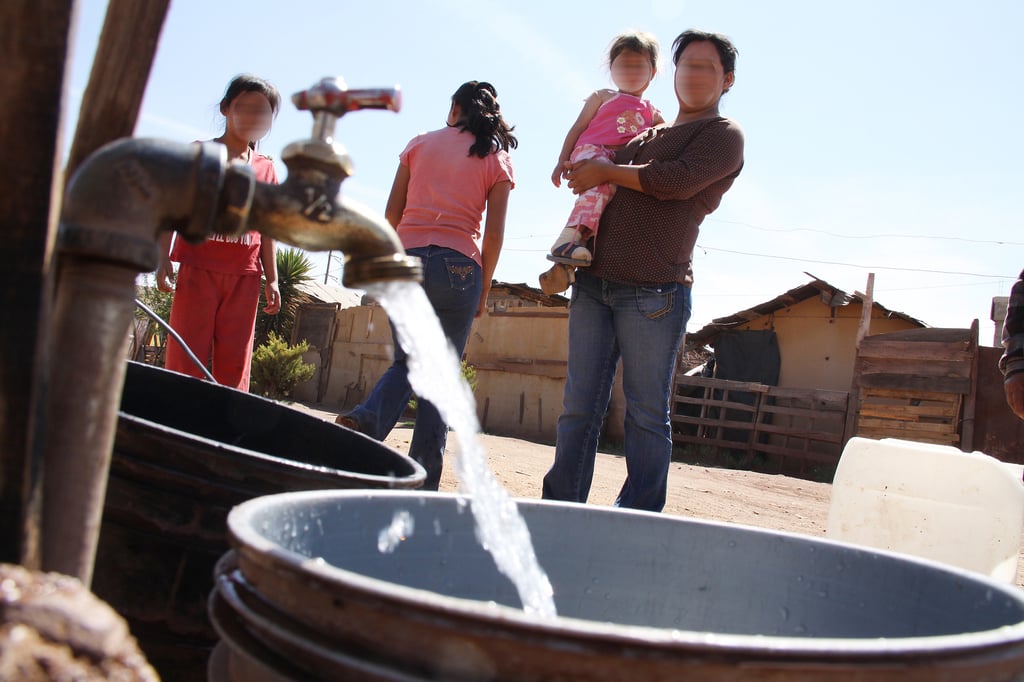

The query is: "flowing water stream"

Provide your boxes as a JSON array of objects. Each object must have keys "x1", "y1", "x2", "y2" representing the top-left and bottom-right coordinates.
[{"x1": 366, "y1": 280, "x2": 557, "y2": 618}]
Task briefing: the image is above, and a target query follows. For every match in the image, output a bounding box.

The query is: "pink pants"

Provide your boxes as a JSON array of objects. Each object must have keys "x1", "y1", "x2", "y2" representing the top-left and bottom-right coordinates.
[
  {"x1": 165, "y1": 264, "x2": 261, "y2": 391},
  {"x1": 565, "y1": 143, "x2": 616, "y2": 239}
]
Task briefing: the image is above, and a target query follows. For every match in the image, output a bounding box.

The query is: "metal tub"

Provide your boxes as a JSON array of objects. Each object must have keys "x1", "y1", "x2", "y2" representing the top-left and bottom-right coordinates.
[{"x1": 217, "y1": 489, "x2": 1024, "y2": 681}]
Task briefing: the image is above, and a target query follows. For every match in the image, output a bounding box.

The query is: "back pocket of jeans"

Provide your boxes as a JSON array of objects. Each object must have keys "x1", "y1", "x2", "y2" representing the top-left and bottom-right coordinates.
[{"x1": 445, "y1": 257, "x2": 478, "y2": 291}]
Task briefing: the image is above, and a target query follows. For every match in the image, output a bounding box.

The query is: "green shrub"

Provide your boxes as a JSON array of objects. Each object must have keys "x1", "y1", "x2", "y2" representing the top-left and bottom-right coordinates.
[
  {"x1": 255, "y1": 247, "x2": 314, "y2": 349},
  {"x1": 408, "y1": 360, "x2": 478, "y2": 411},
  {"x1": 134, "y1": 273, "x2": 175, "y2": 365},
  {"x1": 250, "y1": 332, "x2": 316, "y2": 399}
]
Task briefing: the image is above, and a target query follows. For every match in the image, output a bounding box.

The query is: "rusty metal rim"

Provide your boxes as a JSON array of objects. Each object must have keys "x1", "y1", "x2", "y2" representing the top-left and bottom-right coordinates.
[
  {"x1": 226, "y1": 489, "x2": 1024, "y2": 662},
  {"x1": 118, "y1": 362, "x2": 426, "y2": 487},
  {"x1": 117, "y1": 411, "x2": 423, "y2": 487},
  {"x1": 214, "y1": 566, "x2": 428, "y2": 681},
  {"x1": 208, "y1": 577, "x2": 310, "y2": 682}
]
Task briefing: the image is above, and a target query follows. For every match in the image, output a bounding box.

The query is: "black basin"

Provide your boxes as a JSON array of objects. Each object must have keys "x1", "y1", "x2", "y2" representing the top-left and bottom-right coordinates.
[{"x1": 91, "y1": 362, "x2": 424, "y2": 681}]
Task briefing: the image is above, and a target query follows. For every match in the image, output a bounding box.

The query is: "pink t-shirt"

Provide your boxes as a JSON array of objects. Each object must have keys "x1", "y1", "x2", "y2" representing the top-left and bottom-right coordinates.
[
  {"x1": 171, "y1": 145, "x2": 279, "y2": 275},
  {"x1": 395, "y1": 126, "x2": 514, "y2": 265},
  {"x1": 576, "y1": 92, "x2": 660, "y2": 149}
]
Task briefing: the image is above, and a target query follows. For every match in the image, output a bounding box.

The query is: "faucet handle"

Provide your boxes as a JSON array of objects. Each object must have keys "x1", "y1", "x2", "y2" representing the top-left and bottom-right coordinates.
[{"x1": 292, "y1": 77, "x2": 402, "y2": 118}]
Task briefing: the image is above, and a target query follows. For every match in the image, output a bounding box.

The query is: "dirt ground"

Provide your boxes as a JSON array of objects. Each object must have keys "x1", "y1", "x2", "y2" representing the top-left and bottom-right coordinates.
[
  {"x1": 294, "y1": 404, "x2": 1024, "y2": 586},
  {"x1": 296, "y1": 405, "x2": 833, "y2": 538}
]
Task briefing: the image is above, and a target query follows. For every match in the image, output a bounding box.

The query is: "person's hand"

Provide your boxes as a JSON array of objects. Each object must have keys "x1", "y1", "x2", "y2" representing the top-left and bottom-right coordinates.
[
  {"x1": 551, "y1": 160, "x2": 570, "y2": 187},
  {"x1": 476, "y1": 283, "x2": 491, "y2": 318},
  {"x1": 263, "y1": 281, "x2": 281, "y2": 315},
  {"x1": 155, "y1": 259, "x2": 175, "y2": 292},
  {"x1": 566, "y1": 157, "x2": 611, "y2": 195},
  {"x1": 1005, "y1": 374, "x2": 1024, "y2": 420}
]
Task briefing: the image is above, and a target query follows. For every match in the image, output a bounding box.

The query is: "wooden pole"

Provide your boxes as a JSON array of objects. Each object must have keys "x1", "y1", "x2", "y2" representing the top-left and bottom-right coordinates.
[
  {"x1": 37, "y1": 0, "x2": 171, "y2": 584},
  {"x1": 65, "y1": 0, "x2": 172, "y2": 179},
  {"x1": 0, "y1": 0, "x2": 77, "y2": 567},
  {"x1": 962, "y1": 318, "x2": 979, "y2": 452},
  {"x1": 854, "y1": 273, "x2": 875, "y2": 349},
  {"x1": 843, "y1": 273, "x2": 875, "y2": 446}
]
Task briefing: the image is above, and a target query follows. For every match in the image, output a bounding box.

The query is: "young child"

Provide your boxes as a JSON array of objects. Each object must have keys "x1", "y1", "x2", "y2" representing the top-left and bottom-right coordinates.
[
  {"x1": 541, "y1": 31, "x2": 663, "y2": 293},
  {"x1": 156, "y1": 74, "x2": 282, "y2": 391}
]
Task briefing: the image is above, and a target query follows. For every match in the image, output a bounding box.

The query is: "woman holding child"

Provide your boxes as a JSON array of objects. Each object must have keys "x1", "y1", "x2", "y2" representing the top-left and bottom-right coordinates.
[{"x1": 542, "y1": 30, "x2": 745, "y2": 512}]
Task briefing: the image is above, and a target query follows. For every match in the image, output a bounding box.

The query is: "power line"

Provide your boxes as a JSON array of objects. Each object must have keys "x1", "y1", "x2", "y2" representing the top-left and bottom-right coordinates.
[
  {"x1": 704, "y1": 217, "x2": 1024, "y2": 246},
  {"x1": 509, "y1": 218, "x2": 1024, "y2": 246},
  {"x1": 698, "y1": 245, "x2": 1016, "y2": 279},
  {"x1": 506, "y1": 243, "x2": 1017, "y2": 280}
]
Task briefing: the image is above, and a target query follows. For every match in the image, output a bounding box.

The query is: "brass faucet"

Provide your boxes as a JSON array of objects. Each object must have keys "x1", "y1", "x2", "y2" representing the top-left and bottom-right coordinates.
[
  {"x1": 37, "y1": 77, "x2": 421, "y2": 584},
  {"x1": 232, "y1": 77, "x2": 422, "y2": 286}
]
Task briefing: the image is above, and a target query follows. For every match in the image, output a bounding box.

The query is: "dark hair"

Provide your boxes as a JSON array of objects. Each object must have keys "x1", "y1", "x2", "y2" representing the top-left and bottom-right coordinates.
[
  {"x1": 608, "y1": 31, "x2": 660, "y2": 70},
  {"x1": 671, "y1": 30, "x2": 738, "y2": 75},
  {"x1": 219, "y1": 74, "x2": 281, "y2": 149},
  {"x1": 450, "y1": 81, "x2": 518, "y2": 158}
]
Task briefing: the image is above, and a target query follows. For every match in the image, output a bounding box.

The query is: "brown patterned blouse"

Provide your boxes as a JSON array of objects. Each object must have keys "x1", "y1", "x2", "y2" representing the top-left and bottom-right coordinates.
[{"x1": 588, "y1": 116, "x2": 744, "y2": 287}]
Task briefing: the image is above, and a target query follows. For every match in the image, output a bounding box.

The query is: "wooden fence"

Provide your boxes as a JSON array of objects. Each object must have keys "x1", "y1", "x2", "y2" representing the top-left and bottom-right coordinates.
[
  {"x1": 847, "y1": 323, "x2": 979, "y2": 448},
  {"x1": 671, "y1": 374, "x2": 850, "y2": 480}
]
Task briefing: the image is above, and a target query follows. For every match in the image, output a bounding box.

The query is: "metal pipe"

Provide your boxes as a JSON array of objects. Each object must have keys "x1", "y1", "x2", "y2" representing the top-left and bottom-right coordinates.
[
  {"x1": 245, "y1": 77, "x2": 420, "y2": 288},
  {"x1": 40, "y1": 139, "x2": 228, "y2": 583},
  {"x1": 134, "y1": 298, "x2": 216, "y2": 383},
  {"x1": 248, "y1": 171, "x2": 421, "y2": 287}
]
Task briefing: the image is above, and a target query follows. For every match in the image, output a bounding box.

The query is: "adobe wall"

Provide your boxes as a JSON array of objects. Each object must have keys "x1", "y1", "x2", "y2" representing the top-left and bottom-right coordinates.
[{"x1": 295, "y1": 304, "x2": 627, "y2": 443}]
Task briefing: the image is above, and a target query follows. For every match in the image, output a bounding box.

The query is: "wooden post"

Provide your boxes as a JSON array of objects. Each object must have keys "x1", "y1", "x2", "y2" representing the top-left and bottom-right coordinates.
[
  {"x1": 843, "y1": 273, "x2": 875, "y2": 445},
  {"x1": 962, "y1": 318, "x2": 979, "y2": 452},
  {"x1": 0, "y1": 0, "x2": 76, "y2": 567},
  {"x1": 854, "y1": 273, "x2": 875, "y2": 348},
  {"x1": 64, "y1": 0, "x2": 172, "y2": 178},
  {"x1": 35, "y1": 0, "x2": 171, "y2": 584}
]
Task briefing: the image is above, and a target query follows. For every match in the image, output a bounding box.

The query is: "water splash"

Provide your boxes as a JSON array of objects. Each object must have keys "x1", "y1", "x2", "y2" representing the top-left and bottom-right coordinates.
[
  {"x1": 368, "y1": 281, "x2": 557, "y2": 618},
  {"x1": 378, "y1": 509, "x2": 415, "y2": 554}
]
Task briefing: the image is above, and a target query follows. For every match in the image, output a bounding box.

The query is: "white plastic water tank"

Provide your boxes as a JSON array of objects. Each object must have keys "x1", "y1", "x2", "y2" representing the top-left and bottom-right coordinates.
[{"x1": 827, "y1": 437, "x2": 1024, "y2": 583}]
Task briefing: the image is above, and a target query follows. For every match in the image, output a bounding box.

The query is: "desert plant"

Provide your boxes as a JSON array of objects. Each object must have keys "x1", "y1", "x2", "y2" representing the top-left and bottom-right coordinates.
[
  {"x1": 255, "y1": 247, "x2": 314, "y2": 348},
  {"x1": 133, "y1": 273, "x2": 174, "y2": 365},
  {"x1": 250, "y1": 331, "x2": 316, "y2": 399},
  {"x1": 408, "y1": 360, "x2": 478, "y2": 411}
]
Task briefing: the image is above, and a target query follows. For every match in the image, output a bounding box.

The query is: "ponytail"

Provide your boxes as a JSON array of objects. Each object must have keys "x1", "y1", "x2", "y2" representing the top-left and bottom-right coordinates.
[{"x1": 450, "y1": 81, "x2": 518, "y2": 158}]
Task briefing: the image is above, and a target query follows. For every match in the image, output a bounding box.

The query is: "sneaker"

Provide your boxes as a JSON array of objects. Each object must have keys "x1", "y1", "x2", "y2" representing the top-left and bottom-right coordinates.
[{"x1": 335, "y1": 414, "x2": 363, "y2": 433}]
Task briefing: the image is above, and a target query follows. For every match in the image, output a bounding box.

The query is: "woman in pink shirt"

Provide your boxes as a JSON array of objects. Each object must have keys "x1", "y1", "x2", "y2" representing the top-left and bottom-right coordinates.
[
  {"x1": 156, "y1": 74, "x2": 282, "y2": 391},
  {"x1": 337, "y1": 81, "x2": 516, "y2": 489}
]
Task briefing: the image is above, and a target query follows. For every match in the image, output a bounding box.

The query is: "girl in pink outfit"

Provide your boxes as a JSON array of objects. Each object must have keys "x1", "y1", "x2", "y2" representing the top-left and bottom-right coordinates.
[{"x1": 544, "y1": 32, "x2": 663, "y2": 287}]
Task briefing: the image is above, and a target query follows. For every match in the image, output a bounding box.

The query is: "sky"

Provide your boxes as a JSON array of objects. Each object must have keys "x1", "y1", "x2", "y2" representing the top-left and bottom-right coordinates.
[{"x1": 65, "y1": 0, "x2": 1023, "y2": 346}]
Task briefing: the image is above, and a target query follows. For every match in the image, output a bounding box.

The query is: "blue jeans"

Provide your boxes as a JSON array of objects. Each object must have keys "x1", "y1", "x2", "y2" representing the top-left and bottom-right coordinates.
[
  {"x1": 542, "y1": 271, "x2": 691, "y2": 512},
  {"x1": 347, "y1": 246, "x2": 481, "y2": 490}
]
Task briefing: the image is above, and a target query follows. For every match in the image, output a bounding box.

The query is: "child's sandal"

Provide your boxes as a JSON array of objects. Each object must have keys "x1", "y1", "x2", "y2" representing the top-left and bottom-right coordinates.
[{"x1": 547, "y1": 241, "x2": 592, "y2": 266}]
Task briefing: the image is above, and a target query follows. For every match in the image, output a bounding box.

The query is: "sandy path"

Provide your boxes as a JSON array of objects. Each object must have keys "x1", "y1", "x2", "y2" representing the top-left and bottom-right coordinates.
[{"x1": 293, "y1": 403, "x2": 1024, "y2": 586}]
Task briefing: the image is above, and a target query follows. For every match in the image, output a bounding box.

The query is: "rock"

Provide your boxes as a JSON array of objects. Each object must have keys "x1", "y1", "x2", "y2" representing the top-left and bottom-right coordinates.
[{"x1": 0, "y1": 563, "x2": 159, "y2": 681}]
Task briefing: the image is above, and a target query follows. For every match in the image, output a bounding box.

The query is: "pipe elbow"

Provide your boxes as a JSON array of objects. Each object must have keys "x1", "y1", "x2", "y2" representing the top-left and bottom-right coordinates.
[
  {"x1": 59, "y1": 138, "x2": 226, "y2": 271},
  {"x1": 248, "y1": 177, "x2": 421, "y2": 287}
]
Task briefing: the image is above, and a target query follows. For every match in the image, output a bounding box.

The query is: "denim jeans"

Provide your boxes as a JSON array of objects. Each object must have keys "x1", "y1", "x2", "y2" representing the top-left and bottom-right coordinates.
[
  {"x1": 347, "y1": 246, "x2": 481, "y2": 490},
  {"x1": 542, "y1": 271, "x2": 691, "y2": 512}
]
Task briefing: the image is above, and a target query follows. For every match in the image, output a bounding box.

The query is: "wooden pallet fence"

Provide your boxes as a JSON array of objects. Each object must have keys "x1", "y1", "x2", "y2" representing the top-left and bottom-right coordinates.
[
  {"x1": 671, "y1": 374, "x2": 849, "y2": 478},
  {"x1": 850, "y1": 324, "x2": 978, "y2": 448}
]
